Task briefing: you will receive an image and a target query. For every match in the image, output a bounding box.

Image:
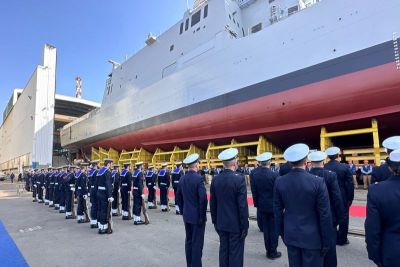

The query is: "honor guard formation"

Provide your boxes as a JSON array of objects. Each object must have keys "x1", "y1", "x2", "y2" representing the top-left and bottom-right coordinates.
[{"x1": 24, "y1": 136, "x2": 400, "y2": 267}]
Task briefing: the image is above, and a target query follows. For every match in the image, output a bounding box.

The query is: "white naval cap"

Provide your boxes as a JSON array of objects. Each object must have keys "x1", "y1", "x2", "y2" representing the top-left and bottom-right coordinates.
[
  {"x1": 256, "y1": 152, "x2": 273, "y2": 162},
  {"x1": 325, "y1": 147, "x2": 341, "y2": 156},
  {"x1": 175, "y1": 161, "x2": 183, "y2": 165},
  {"x1": 183, "y1": 153, "x2": 200, "y2": 165},
  {"x1": 389, "y1": 149, "x2": 400, "y2": 163},
  {"x1": 283, "y1": 143, "x2": 310, "y2": 162},
  {"x1": 218, "y1": 148, "x2": 239, "y2": 161},
  {"x1": 382, "y1": 136, "x2": 400, "y2": 151},
  {"x1": 161, "y1": 163, "x2": 168, "y2": 167},
  {"x1": 307, "y1": 151, "x2": 327, "y2": 162},
  {"x1": 135, "y1": 161, "x2": 143, "y2": 166}
]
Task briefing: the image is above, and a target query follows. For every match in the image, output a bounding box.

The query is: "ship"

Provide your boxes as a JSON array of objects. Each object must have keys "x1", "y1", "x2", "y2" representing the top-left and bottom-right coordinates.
[{"x1": 61, "y1": 0, "x2": 400, "y2": 153}]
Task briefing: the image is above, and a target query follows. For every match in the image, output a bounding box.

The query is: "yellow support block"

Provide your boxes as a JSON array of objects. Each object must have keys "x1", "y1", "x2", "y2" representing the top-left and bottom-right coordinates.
[{"x1": 91, "y1": 147, "x2": 100, "y2": 161}]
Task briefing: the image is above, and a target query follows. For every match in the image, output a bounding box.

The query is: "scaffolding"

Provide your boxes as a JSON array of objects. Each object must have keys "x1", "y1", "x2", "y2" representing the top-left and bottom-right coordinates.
[
  {"x1": 320, "y1": 118, "x2": 382, "y2": 164},
  {"x1": 118, "y1": 148, "x2": 153, "y2": 166},
  {"x1": 152, "y1": 145, "x2": 204, "y2": 168}
]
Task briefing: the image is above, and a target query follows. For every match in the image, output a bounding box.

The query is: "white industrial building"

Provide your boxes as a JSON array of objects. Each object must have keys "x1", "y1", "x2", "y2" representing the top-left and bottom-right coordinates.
[{"x1": 0, "y1": 44, "x2": 100, "y2": 172}]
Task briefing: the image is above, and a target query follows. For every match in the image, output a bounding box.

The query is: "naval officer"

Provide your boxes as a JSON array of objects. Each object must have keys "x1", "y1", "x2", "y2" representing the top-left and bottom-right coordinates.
[
  {"x1": 210, "y1": 148, "x2": 249, "y2": 267},
  {"x1": 132, "y1": 162, "x2": 145, "y2": 225},
  {"x1": 308, "y1": 151, "x2": 345, "y2": 267},
  {"x1": 324, "y1": 146, "x2": 354, "y2": 245},
  {"x1": 250, "y1": 152, "x2": 281, "y2": 259},
  {"x1": 76, "y1": 163, "x2": 89, "y2": 223},
  {"x1": 365, "y1": 149, "x2": 400, "y2": 267},
  {"x1": 88, "y1": 160, "x2": 100, "y2": 228},
  {"x1": 65, "y1": 165, "x2": 77, "y2": 219},
  {"x1": 31, "y1": 169, "x2": 38, "y2": 202},
  {"x1": 158, "y1": 163, "x2": 171, "y2": 212},
  {"x1": 176, "y1": 153, "x2": 208, "y2": 267},
  {"x1": 274, "y1": 144, "x2": 332, "y2": 267},
  {"x1": 111, "y1": 164, "x2": 120, "y2": 216},
  {"x1": 120, "y1": 162, "x2": 132, "y2": 220},
  {"x1": 59, "y1": 166, "x2": 68, "y2": 213},
  {"x1": 371, "y1": 136, "x2": 400, "y2": 184},
  {"x1": 145, "y1": 165, "x2": 157, "y2": 209},
  {"x1": 96, "y1": 159, "x2": 114, "y2": 234},
  {"x1": 172, "y1": 162, "x2": 184, "y2": 215}
]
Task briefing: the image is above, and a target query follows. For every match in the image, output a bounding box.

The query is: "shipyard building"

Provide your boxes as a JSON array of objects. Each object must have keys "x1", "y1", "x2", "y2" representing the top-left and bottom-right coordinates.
[{"x1": 0, "y1": 45, "x2": 99, "y2": 172}]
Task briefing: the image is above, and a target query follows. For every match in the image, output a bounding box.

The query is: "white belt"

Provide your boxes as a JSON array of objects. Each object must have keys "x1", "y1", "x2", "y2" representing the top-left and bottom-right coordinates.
[
  {"x1": 160, "y1": 183, "x2": 166, "y2": 185},
  {"x1": 133, "y1": 187, "x2": 138, "y2": 190},
  {"x1": 55, "y1": 183, "x2": 58, "y2": 185},
  {"x1": 91, "y1": 186, "x2": 95, "y2": 188},
  {"x1": 98, "y1": 186, "x2": 106, "y2": 190},
  {"x1": 34, "y1": 185, "x2": 37, "y2": 187},
  {"x1": 78, "y1": 187, "x2": 82, "y2": 189},
  {"x1": 50, "y1": 183, "x2": 54, "y2": 185},
  {"x1": 121, "y1": 183, "x2": 127, "y2": 186},
  {"x1": 70, "y1": 184, "x2": 74, "y2": 187},
  {"x1": 174, "y1": 181, "x2": 179, "y2": 183},
  {"x1": 147, "y1": 183, "x2": 152, "y2": 185}
]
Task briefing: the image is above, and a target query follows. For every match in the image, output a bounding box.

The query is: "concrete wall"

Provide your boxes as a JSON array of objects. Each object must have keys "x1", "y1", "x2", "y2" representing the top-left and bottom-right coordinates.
[{"x1": 0, "y1": 44, "x2": 56, "y2": 171}]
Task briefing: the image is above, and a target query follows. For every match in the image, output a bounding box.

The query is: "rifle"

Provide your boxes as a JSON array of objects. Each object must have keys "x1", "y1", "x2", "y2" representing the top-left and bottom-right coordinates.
[
  {"x1": 83, "y1": 196, "x2": 90, "y2": 223},
  {"x1": 107, "y1": 200, "x2": 113, "y2": 234},
  {"x1": 117, "y1": 190, "x2": 121, "y2": 216},
  {"x1": 128, "y1": 192, "x2": 132, "y2": 220},
  {"x1": 71, "y1": 189, "x2": 76, "y2": 219},
  {"x1": 141, "y1": 195, "x2": 150, "y2": 225},
  {"x1": 167, "y1": 187, "x2": 170, "y2": 212}
]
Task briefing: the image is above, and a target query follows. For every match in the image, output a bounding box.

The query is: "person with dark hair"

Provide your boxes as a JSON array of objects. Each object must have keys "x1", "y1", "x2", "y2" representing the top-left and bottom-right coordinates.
[
  {"x1": 96, "y1": 159, "x2": 114, "y2": 234},
  {"x1": 274, "y1": 144, "x2": 332, "y2": 267},
  {"x1": 366, "y1": 149, "x2": 400, "y2": 267},
  {"x1": 251, "y1": 152, "x2": 281, "y2": 260},
  {"x1": 279, "y1": 161, "x2": 292, "y2": 176},
  {"x1": 132, "y1": 162, "x2": 145, "y2": 225},
  {"x1": 171, "y1": 162, "x2": 184, "y2": 215},
  {"x1": 371, "y1": 136, "x2": 400, "y2": 184},
  {"x1": 88, "y1": 160, "x2": 100, "y2": 228},
  {"x1": 120, "y1": 162, "x2": 133, "y2": 219},
  {"x1": 324, "y1": 146, "x2": 354, "y2": 246}
]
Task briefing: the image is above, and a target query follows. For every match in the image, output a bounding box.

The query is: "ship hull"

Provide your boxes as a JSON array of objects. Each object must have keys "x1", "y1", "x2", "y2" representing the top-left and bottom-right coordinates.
[{"x1": 87, "y1": 58, "x2": 400, "y2": 150}]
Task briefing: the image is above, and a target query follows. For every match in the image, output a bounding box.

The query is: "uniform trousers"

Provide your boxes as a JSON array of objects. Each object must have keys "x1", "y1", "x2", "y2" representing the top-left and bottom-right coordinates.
[
  {"x1": 260, "y1": 211, "x2": 278, "y2": 254},
  {"x1": 147, "y1": 186, "x2": 155, "y2": 203},
  {"x1": 160, "y1": 186, "x2": 168, "y2": 205},
  {"x1": 133, "y1": 193, "x2": 142, "y2": 216},
  {"x1": 185, "y1": 223, "x2": 205, "y2": 267},
  {"x1": 96, "y1": 192, "x2": 109, "y2": 225},
  {"x1": 77, "y1": 194, "x2": 85, "y2": 216},
  {"x1": 287, "y1": 245, "x2": 323, "y2": 267},
  {"x1": 121, "y1": 190, "x2": 129, "y2": 212},
  {"x1": 112, "y1": 189, "x2": 119, "y2": 210},
  {"x1": 218, "y1": 231, "x2": 245, "y2": 267},
  {"x1": 324, "y1": 226, "x2": 337, "y2": 267},
  {"x1": 65, "y1": 190, "x2": 73, "y2": 212},
  {"x1": 90, "y1": 189, "x2": 98, "y2": 221},
  {"x1": 59, "y1": 188, "x2": 65, "y2": 207},
  {"x1": 337, "y1": 205, "x2": 349, "y2": 245}
]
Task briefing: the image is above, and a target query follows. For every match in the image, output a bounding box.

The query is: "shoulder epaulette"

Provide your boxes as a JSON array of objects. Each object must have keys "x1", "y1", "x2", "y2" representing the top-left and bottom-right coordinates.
[
  {"x1": 146, "y1": 171, "x2": 154, "y2": 177},
  {"x1": 158, "y1": 169, "x2": 166, "y2": 177},
  {"x1": 133, "y1": 169, "x2": 142, "y2": 178},
  {"x1": 97, "y1": 167, "x2": 108, "y2": 176}
]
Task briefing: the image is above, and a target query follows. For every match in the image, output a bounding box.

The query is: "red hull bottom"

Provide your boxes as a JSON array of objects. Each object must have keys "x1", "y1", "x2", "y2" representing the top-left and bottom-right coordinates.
[{"x1": 91, "y1": 63, "x2": 400, "y2": 151}]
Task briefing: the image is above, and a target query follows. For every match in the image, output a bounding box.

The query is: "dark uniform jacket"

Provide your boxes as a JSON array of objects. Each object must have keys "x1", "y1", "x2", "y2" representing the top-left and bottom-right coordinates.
[
  {"x1": 145, "y1": 171, "x2": 156, "y2": 188},
  {"x1": 49, "y1": 172, "x2": 56, "y2": 190},
  {"x1": 274, "y1": 168, "x2": 332, "y2": 250},
  {"x1": 112, "y1": 170, "x2": 120, "y2": 192},
  {"x1": 371, "y1": 160, "x2": 392, "y2": 184},
  {"x1": 310, "y1": 167, "x2": 345, "y2": 227},
  {"x1": 250, "y1": 166, "x2": 278, "y2": 213},
  {"x1": 88, "y1": 168, "x2": 98, "y2": 193},
  {"x1": 171, "y1": 168, "x2": 184, "y2": 189},
  {"x1": 324, "y1": 160, "x2": 354, "y2": 206},
  {"x1": 120, "y1": 169, "x2": 132, "y2": 192},
  {"x1": 210, "y1": 169, "x2": 249, "y2": 233},
  {"x1": 176, "y1": 170, "x2": 208, "y2": 225},
  {"x1": 38, "y1": 172, "x2": 45, "y2": 188},
  {"x1": 132, "y1": 169, "x2": 144, "y2": 196},
  {"x1": 75, "y1": 171, "x2": 88, "y2": 196},
  {"x1": 66, "y1": 172, "x2": 76, "y2": 193},
  {"x1": 96, "y1": 167, "x2": 113, "y2": 198},
  {"x1": 45, "y1": 172, "x2": 51, "y2": 190},
  {"x1": 158, "y1": 169, "x2": 170, "y2": 188},
  {"x1": 279, "y1": 162, "x2": 292, "y2": 176},
  {"x1": 365, "y1": 175, "x2": 400, "y2": 267}
]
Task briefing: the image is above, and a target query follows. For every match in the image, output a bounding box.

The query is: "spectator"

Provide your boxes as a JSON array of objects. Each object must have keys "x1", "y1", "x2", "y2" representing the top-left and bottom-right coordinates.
[
  {"x1": 348, "y1": 160, "x2": 358, "y2": 189},
  {"x1": 10, "y1": 172, "x2": 15, "y2": 183},
  {"x1": 361, "y1": 160, "x2": 372, "y2": 189}
]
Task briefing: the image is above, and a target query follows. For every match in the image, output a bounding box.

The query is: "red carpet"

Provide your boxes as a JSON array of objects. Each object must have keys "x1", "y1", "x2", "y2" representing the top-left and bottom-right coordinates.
[{"x1": 144, "y1": 188, "x2": 367, "y2": 218}]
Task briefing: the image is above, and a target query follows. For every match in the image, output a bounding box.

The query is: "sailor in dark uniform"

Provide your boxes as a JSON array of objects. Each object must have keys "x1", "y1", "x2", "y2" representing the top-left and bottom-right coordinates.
[
  {"x1": 210, "y1": 148, "x2": 249, "y2": 267},
  {"x1": 366, "y1": 149, "x2": 400, "y2": 267},
  {"x1": 132, "y1": 162, "x2": 145, "y2": 225},
  {"x1": 31, "y1": 169, "x2": 38, "y2": 202},
  {"x1": 250, "y1": 152, "x2": 281, "y2": 260},
  {"x1": 44, "y1": 168, "x2": 52, "y2": 205},
  {"x1": 88, "y1": 160, "x2": 100, "y2": 228},
  {"x1": 146, "y1": 165, "x2": 157, "y2": 209},
  {"x1": 37, "y1": 169, "x2": 45, "y2": 203},
  {"x1": 308, "y1": 151, "x2": 345, "y2": 267},
  {"x1": 371, "y1": 136, "x2": 400, "y2": 184},
  {"x1": 158, "y1": 163, "x2": 170, "y2": 212},
  {"x1": 120, "y1": 162, "x2": 132, "y2": 220},
  {"x1": 176, "y1": 153, "x2": 208, "y2": 267},
  {"x1": 324, "y1": 146, "x2": 354, "y2": 245},
  {"x1": 274, "y1": 144, "x2": 332, "y2": 267},
  {"x1": 279, "y1": 161, "x2": 292, "y2": 176},
  {"x1": 58, "y1": 166, "x2": 68, "y2": 212},
  {"x1": 96, "y1": 159, "x2": 114, "y2": 234},
  {"x1": 65, "y1": 165, "x2": 77, "y2": 219},
  {"x1": 171, "y1": 161, "x2": 184, "y2": 215},
  {"x1": 48, "y1": 168, "x2": 56, "y2": 208},
  {"x1": 76, "y1": 163, "x2": 89, "y2": 223},
  {"x1": 111, "y1": 164, "x2": 120, "y2": 216}
]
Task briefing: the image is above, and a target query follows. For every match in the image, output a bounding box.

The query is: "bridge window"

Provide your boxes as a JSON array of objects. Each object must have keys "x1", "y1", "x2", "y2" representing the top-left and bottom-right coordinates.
[
  {"x1": 185, "y1": 18, "x2": 189, "y2": 31},
  {"x1": 180, "y1": 22, "x2": 183, "y2": 34},
  {"x1": 204, "y1": 5, "x2": 208, "y2": 18},
  {"x1": 191, "y1": 10, "x2": 201, "y2": 27},
  {"x1": 251, "y1": 23, "x2": 262, "y2": 33}
]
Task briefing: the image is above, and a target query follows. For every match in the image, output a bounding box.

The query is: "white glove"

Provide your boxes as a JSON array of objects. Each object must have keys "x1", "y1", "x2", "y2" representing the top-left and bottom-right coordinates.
[
  {"x1": 108, "y1": 197, "x2": 114, "y2": 203},
  {"x1": 83, "y1": 195, "x2": 87, "y2": 199},
  {"x1": 71, "y1": 188, "x2": 75, "y2": 192},
  {"x1": 153, "y1": 186, "x2": 158, "y2": 190},
  {"x1": 88, "y1": 193, "x2": 91, "y2": 197},
  {"x1": 141, "y1": 194, "x2": 145, "y2": 199},
  {"x1": 41, "y1": 186, "x2": 45, "y2": 189}
]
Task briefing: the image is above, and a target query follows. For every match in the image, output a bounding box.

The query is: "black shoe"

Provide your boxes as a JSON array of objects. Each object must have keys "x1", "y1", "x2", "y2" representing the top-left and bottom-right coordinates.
[
  {"x1": 122, "y1": 216, "x2": 129, "y2": 220},
  {"x1": 55, "y1": 207, "x2": 59, "y2": 210},
  {"x1": 176, "y1": 211, "x2": 180, "y2": 215},
  {"x1": 98, "y1": 229, "x2": 107, "y2": 234},
  {"x1": 49, "y1": 205, "x2": 54, "y2": 208},
  {"x1": 162, "y1": 209, "x2": 167, "y2": 212},
  {"x1": 112, "y1": 213, "x2": 119, "y2": 217},
  {"x1": 66, "y1": 215, "x2": 74, "y2": 219},
  {"x1": 267, "y1": 252, "x2": 282, "y2": 260},
  {"x1": 38, "y1": 200, "x2": 44, "y2": 203},
  {"x1": 32, "y1": 199, "x2": 37, "y2": 202},
  {"x1": 337, "y1": 239, "x2": 350, "y2": 246},
  {"x1": 134, "y1": 221, "x2": 145, "y2": 225},
  {"x1": 77, "y1": 219, "x2": 84, "y2": 224},
  {"x1": 59, "y1": 210, "x2": 64, "y2": 214},
  {"x1": 90, "y1": 224, "x2": 98, "y2": 229},
  {"x1": 44, "y1": 203, "x2": 49, "y2": 206},
  {"x1": 148, "y1": 206, "x2": 155, "y2": 209}
]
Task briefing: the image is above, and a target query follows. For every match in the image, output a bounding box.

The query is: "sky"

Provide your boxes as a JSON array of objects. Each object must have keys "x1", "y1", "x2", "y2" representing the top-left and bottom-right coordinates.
[{"x1": 0, "y1": 0, "x2": 195, "y2": 112}]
